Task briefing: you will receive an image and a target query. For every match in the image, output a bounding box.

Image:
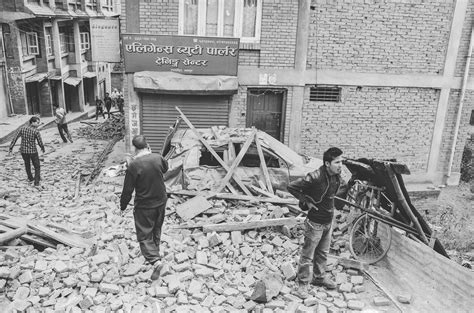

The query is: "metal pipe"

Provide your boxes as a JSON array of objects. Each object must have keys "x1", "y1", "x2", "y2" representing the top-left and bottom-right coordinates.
[{"x1": 447, "y1": 25, "x2": 474, "y2": 180}]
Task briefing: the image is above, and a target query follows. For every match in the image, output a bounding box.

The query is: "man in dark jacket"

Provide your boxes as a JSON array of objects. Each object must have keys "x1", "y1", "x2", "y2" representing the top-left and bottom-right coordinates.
[
  {"x1": 104, "y1": 92, "x2": 112, "y2": 119},
  {"x1": 120, "y1": 135, "x2": 168, "y2": 280},
  {"x1": 287, "y1": 147, "x2": 347, "y2": 298}
]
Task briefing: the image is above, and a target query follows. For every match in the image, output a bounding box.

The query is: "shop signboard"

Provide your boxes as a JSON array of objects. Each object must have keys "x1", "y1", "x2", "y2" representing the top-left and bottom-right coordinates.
[
  {"x1": 90, "y1": 18, "x2": 120, "y2": 62},
  {"x1": 122, "y1": 34, "x2": 239, "y2": 75}
]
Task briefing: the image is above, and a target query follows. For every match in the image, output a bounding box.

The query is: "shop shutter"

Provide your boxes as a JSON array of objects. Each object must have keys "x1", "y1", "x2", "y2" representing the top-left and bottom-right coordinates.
[{"x1": 141, "y1": 94, "x2": 230, "y2": 153}]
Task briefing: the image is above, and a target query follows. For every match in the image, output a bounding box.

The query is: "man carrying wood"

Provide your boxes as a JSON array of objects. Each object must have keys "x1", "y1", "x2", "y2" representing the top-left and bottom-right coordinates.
[
  {"x1": 120, "y1": 135, "x2": 169, "y2": 280},
  {"x1": 53, "y1": 104, "x2": 73, "y2": 143},
  {"x1": 287, "y1": 147, "x2": 348, "y2": 298}
]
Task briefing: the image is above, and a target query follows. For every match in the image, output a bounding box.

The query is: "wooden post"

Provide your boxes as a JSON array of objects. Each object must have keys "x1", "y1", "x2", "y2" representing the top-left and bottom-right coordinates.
[
  {"x1": 255, "y1": 131, "x2": 274, "y2": 194},
  {"x1": 0, "y1": 227, "x2": 27, "y2": 245},
  {"x1": 215, "y1": 129, "x2": 257, "y2": 193},
  {"x1": 175, "y1": 107, "x2": 253, "y2": 197}
]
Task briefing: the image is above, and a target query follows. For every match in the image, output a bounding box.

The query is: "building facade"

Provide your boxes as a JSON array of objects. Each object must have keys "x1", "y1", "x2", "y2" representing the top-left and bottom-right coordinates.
[
  {"x1": 120, "y1": 0, "x2": 474, "y2": 186},
  {"x1": 0, "y1": 0, "x2": 121, "y2": 119}
]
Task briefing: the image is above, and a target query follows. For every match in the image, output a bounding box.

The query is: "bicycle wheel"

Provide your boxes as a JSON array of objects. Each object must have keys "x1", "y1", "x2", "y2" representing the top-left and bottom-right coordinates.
[{"x1": 349, "y1": 213, "x2": 392, "y2": 264}]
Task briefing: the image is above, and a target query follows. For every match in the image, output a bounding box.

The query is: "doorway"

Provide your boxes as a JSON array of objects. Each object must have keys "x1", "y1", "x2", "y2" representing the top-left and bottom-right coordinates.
[
  {"x1": 26, "y1": 82, "x2": 40, "y2": 115},
  {"x1": 246, "y1": 88, "x2": 285, "y2": 141}
]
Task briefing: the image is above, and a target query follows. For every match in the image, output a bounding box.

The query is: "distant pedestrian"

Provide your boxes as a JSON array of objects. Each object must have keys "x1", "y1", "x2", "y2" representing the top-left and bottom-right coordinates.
[
  {"x1": 95, "y1": 96, "x2": 105, "y2": 120},
  {"x1": 104, "y1": 92, "x2": 112, "y2": 118},
  {"x1": 117, "y1": 95, "x2": 124, "y2": 114},
  {"x1": 120, "y1": 135, "x2": 169, "y2": 280},
  {"x1": 8, "y1": 116, "x2": 45, "y2": 187},
  {"x1": 53, "y1": 104, "x2": 73, "y2": 143}
]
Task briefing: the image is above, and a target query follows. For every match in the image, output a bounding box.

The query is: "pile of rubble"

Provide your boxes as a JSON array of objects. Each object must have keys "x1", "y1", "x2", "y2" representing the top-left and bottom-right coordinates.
[{"x1": 76, "y1": 115, "x2": 125, "y2": 140}]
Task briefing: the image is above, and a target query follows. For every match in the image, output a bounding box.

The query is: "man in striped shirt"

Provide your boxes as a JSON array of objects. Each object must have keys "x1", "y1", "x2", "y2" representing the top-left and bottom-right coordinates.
[{"x1": 9, "y1": 116, "x2": 45, "y2": 187}]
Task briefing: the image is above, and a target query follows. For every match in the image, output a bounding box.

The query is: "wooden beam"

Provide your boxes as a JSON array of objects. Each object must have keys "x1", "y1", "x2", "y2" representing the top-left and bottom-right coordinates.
[
  {"x1": 215, "y1": 129, "x2": 256, "y2": 193},
  {"x1": 175, "y1": 107, "x2": 253, "y2": 196},
  {"x1": 168, "y1": 189, "x2": 299, "y2": 205},
  {"x1": 0, "y1": 226, "x2": 27, "y2": 245},
  {"x1": 255, "y1": 132, "x2": 274, "y2": 194},
  {"x1": 203, "y1": 217, "x2": 305, "y2": 233}
]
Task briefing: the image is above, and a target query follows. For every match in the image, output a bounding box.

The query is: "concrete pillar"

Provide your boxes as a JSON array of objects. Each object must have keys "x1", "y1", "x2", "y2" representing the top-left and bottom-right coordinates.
[
  {"x1": 5, "y1": 22, "x2": 27, "y2": 115},
  {"x1": 288, "y1": 0, "x2": 311, "y2": 152},
  {"x1": 73, "y1": 21, "x2": 85, "y2": 111},
  {"x1": 51, "y1": 20, "x2": 65, "y2": 109}
]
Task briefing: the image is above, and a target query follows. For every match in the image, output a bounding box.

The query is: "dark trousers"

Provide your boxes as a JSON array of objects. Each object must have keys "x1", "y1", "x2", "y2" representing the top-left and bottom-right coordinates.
[
  {"x1": 133, "y1": 201, "x2": 166, "y2": 264},
  {"x1": 96, "y1": 106, "x2": 105, "y2": 120},
  {"x1": 57, "y1": 123, "x2": 72, "y2": 143},
  {"x1": 21, "y1": 153, "x2": 40, "y2": 185},
  {"x1": 105, "y1": 103, "x2": 111, "y2": 118}
]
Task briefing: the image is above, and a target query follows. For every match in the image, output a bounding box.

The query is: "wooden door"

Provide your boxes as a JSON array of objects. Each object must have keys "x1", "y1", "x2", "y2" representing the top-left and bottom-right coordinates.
[
  {"x1": 246, "y1": 89, "x2": 284, "y2": 141},
  {"x1": 26, "y1": 82, "x2": 40, "y2": 115}
]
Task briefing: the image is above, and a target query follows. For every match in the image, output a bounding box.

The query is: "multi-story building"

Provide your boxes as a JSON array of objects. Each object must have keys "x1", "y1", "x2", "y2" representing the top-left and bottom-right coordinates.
[
  {"x1": 0, "y1": 0, "x2": 120, "y2": 119},
  {"x1": 120, "y1": 0, "x2": 474, "y2": 186}
]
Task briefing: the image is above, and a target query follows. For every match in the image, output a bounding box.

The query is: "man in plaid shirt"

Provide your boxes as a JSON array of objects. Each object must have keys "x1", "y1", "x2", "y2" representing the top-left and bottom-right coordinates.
[{"x1": 9, "y1": 116, "x2": 45, "y2": 187}]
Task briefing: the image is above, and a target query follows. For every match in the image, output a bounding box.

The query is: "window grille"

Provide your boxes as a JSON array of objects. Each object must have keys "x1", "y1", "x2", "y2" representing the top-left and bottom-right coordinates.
[
  {"x1": 26, "y1": 32, "x2": 39, "y2": 55},
  {"x1": 310, "y1": 86, "x2": 341, "y2": 102},
  {"x1": 80, "y1": 32, "x2": 90, "y2": 50}
]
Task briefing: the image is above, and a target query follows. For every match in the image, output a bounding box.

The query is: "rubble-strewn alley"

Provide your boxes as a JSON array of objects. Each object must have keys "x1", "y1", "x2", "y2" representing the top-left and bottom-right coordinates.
[{"x1": 0, "y1": 121, "x2": 403, "y2": 312}]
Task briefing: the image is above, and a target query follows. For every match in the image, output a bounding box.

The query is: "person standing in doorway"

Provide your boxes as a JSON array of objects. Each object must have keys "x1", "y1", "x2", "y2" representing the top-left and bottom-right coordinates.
[
  {"x1": 8, "y1": 116, "x2": 45, "y2": 187},
  {"x1": 104, "y1": 92, "x2": 112, "y2": 119},
  {"x1": 95, "y1": 96, "x2": 105, "y2": 120},
  {"x1": 53, "y1": 104, "x2": 73, "y2": 143},
  {"x1": 120, "y1": 135, "x2": 169, "y2": 280},
  {"x1": 117, "y1": 94, "x2": 124, "y2": 114},
  {"x1": 287, "y1": 147, "x2": 348, "y2": 298}
]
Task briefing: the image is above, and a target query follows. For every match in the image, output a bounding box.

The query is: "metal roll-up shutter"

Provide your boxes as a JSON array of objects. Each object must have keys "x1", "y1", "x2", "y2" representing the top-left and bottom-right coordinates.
[{"x1": 141, "y1": 94, "x2": 230, "y2": 152}]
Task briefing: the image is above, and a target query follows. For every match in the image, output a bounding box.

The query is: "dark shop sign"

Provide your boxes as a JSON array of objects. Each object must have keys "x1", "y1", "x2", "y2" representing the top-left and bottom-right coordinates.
[{"x1": 122, "y1": 34, "x2": 239, "y2": 76}]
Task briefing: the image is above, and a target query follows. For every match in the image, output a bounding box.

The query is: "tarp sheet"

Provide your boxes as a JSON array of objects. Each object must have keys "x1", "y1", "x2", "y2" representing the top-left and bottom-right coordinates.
[{"x1": 133, "y1": 71, "x2": 238, "y2": 94}]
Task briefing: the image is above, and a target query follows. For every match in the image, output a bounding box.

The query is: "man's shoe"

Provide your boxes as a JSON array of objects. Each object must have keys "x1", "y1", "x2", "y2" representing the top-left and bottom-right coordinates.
[
  {"x1": 311, "y1": 276, "x2": 337, "y2": 289},
  {"x1": 292, "y1": 284, "x2": 310, "y2": 299},
  {"x1": 150, "y1": 263, "x2": 163, "y2": 281}
]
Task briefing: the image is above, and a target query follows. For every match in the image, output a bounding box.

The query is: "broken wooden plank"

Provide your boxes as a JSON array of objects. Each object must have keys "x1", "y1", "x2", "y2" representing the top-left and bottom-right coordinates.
[
  {"x1": 168, "y1": 190, "x2": 299, "y2": 205},
  {"x1": 74, "y1": 171, "x2": 81, "y2": 200},
  {"x1": 0, "y1": 224, "x2": 56, "y2": 249},
  {"x1": 203, "y1": 217, "x2": 305, "y2": 233},
  {"x1": 215, "y1": 129, "x2": 257, "y2": 193},
  {"x1": 175, "y1": 195, "x2": 213, "y2": 221},
  {"x1": 0, "y1": 226, "x2": 27, "y2": 245},
  {"x1": 27, "y1": 223, "x2": 93, "y2": 248},
  {"x1": 255, "y1": 131, "x2": 274, "y2": 195},
  {"x1": 249, "y1": 185, "x2": 276, "y2": 198},
  {"x1": 176, "y1": 106, "x2": 254, "y2": 197}
]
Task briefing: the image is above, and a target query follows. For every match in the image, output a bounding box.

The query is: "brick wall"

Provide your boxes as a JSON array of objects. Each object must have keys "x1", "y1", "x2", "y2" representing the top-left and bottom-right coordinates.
[
  {"x1": 454, "y1": 1, "x2": 474, "y2": 76},
  {"x1": 229, "y1": 86, "x2": 248, "y2": 129},
  {"x1": 259, "y1": 0, "x2": 298, "y2": 68},
  {"x1": 312, "y1": 0, "x2": 454, "y2": 75},
  {"x1": 239, "y1": 50, "x2": 260, "y2": 67},
  {"x1": 300, "y1": 87, "x2": 439, "y2": 172},
  {"x1": 437, "y1": 90, "x2": 474, "y2": 173},
  {"x1": 139, "y1": 0, "x2": 178, "y2": 34}
]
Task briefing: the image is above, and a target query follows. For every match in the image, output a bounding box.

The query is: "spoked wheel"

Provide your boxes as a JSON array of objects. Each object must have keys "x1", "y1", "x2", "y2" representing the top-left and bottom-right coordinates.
[{"x1": 349, "y1": 213, "x2": 392, "y2": 264}]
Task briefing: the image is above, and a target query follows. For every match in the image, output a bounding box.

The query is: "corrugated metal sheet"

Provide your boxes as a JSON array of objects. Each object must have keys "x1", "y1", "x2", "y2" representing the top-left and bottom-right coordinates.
[
  {"x1": 141, "y1": 94, "x2": 230, "y2": 153},
  {"x1": 367, "y1": 230, "x2": 474, "y2": 313}
]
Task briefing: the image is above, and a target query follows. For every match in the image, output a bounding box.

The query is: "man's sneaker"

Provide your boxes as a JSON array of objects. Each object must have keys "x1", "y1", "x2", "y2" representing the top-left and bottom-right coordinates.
[
  {"x1": 311, "y1": 276, "x2": 336, "y2": 289},
  {"x1": 150, "y1": 263, "x2": 163, "y2": 281},
  {"x1": 292, "y1": 283, "x2": 310, "y2": 299}
]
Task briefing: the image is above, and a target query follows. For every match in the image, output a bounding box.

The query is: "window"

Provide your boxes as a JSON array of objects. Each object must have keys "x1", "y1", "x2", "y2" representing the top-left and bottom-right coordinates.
[
  {"x1": 80, "y1": 32, "x2": 90, "y2": 50},
  {"x1": 102, "y1": 0, "x2": 113, "y2": 11},
  {"x1": 45, "y1": 28, "x2": 53, "y2": 56},
  {"x1": 179, "y1": 0, "x2": 262, "y2": 43},
  {"x1": 59, "y1": 33, "x2": 68, "y2": 53},
  {"x1": 310, "y1": 86, "x2": 341, "y2": 102},
  {"x1": 23, "y1": 32, "x2": 39, "y2": 56}
]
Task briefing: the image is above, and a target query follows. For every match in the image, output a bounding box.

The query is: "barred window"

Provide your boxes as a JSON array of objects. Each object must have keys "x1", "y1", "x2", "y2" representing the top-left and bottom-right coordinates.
[{"x1": 310, "y1": 86, "x2": 341, "y2": 102}]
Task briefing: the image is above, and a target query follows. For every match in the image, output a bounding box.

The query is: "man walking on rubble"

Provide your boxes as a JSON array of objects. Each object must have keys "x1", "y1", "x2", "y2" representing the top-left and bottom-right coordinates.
[
  {"x1": 8, "y1": 116, "x2": 45, "y2": 188},
  {"x1": 287, "y1": 147, "x2": 348, "y2": 298},
  {"x1": 119, "y1": 135, "x2": 168, "y2": 280},
  {"x1": 53, "y1": 104, "x2": 73, "y2": 143}
]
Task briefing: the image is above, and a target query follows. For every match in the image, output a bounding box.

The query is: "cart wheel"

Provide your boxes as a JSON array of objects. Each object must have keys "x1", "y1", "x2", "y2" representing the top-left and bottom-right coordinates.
[{"x1": 349, "y1": 213, "x2": 392, "y2": 264}]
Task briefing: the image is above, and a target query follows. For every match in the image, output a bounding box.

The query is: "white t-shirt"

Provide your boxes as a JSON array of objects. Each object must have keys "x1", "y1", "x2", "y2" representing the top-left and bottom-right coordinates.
[{"x1": 55, "y1": 107, "x2": 67, "y2": 124}]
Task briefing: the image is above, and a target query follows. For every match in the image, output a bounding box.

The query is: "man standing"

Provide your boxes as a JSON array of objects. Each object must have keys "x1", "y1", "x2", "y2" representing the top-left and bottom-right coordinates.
[
  {"x1": 104, "y1": 92, "x2": 112, "y2": 119},
  {"x1": 9, "y1": 116, "x2": 45, "y2": 187},
  {"x1": 53, "y1": 104, "x2": 73, "y2": 143},
  {"x1": 116, "y1": 94, "x2": 124, "y2": 114},
  {"x1": 95, "y1": 96, "x2": 105, "y2": 120},
  {"x1": 120, "y1": 135, "x2": 168, "y2": 280},
  {"x1": 287, "y1": 147, "x2": 347, "y2": 298}
]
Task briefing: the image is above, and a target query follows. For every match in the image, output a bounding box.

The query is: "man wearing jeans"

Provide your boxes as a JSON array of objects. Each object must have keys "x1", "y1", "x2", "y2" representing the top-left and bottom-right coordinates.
[
  {"x1": 9, "y1": 116, "x2": 45, "y2": 187},
  {"x1": 287, "y1": 147, "x2": 347, "y2": 298},
  {"x1": 120, "y1": 135, "x2": 168, "y2": 280}
]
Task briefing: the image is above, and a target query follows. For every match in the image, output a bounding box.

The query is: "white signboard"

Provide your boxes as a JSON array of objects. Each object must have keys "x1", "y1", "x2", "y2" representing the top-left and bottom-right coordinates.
[{"x1": 90, "y1": 18, "x2": 120, "y2": 62}]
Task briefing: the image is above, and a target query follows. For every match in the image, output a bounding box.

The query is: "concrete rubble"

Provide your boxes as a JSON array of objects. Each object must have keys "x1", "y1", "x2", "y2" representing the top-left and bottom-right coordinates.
[{"x1": 0, "y1": 123, "x2": 399, "y2": 312}]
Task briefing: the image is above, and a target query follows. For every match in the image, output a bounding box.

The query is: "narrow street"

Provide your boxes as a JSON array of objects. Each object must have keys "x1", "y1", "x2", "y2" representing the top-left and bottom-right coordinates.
[{"x1": 0, "y1": 120, "x2": 399, "y2": 312}]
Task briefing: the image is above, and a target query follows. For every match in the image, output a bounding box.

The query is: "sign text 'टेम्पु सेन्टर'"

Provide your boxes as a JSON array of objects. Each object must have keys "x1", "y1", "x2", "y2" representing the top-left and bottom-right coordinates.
[{"x1": 122, "y1": 34, "x2": 239, "y2": 76}]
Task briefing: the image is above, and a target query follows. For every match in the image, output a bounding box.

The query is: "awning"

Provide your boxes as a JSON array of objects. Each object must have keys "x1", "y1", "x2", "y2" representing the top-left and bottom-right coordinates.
[
  {"x1": 24, "y1": 3, "x2": 55, "y2": 16},
  {"x1": 48, "y1": 75, "x2": 62, "y2": 80},
  {"x1": 25, "y1": 73, "x2": 48, "y2": 83},
  {"x1": 64, "y1": 77, "x2": 82, "y2": 87},
  {"x1": 82, "y1": 72, "x2": 97, "y2": 78},
  {"x1": 133, "y1": 71, "x2": 238, "y2": 95},
  {"x1": 0, "y1": 11, "x2": 34, "y2": 23}
]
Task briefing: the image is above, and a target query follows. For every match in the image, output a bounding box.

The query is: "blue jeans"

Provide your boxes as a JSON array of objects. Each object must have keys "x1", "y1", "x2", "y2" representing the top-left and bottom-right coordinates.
[{"x1": 297, "y1": 218, "x2": 333, "y2": 284}]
